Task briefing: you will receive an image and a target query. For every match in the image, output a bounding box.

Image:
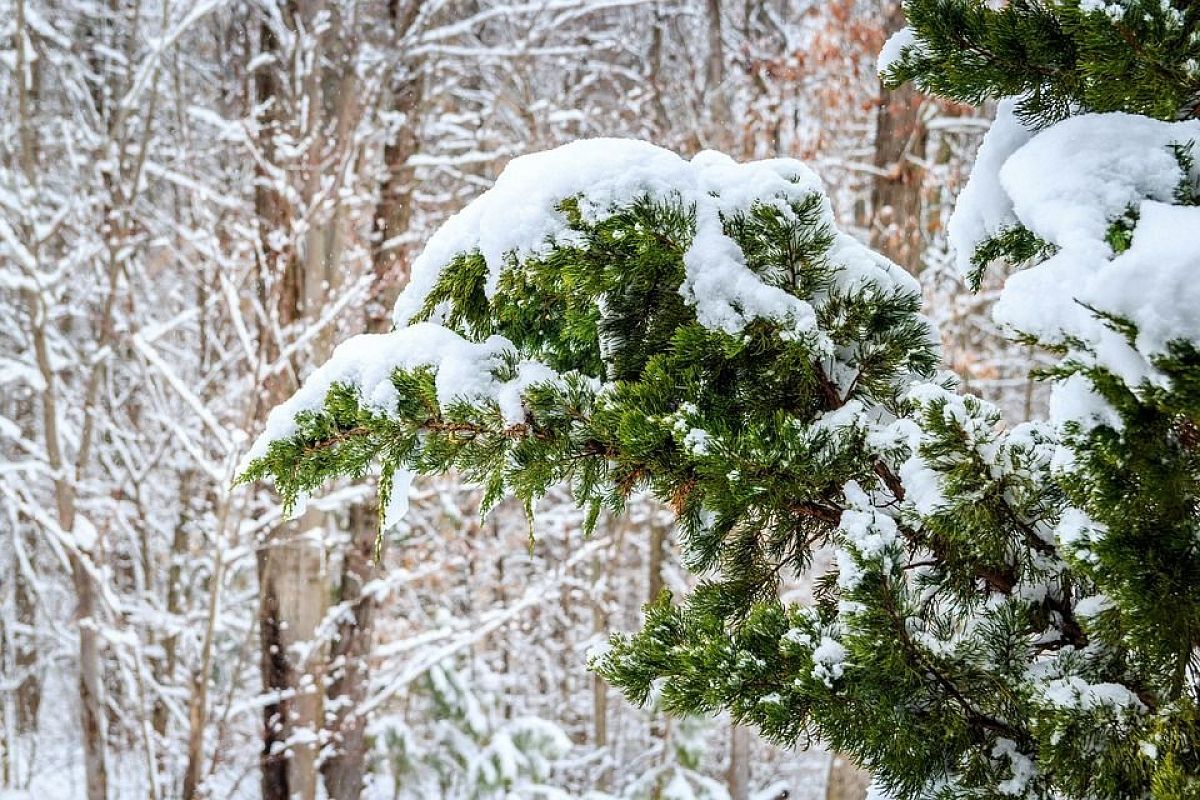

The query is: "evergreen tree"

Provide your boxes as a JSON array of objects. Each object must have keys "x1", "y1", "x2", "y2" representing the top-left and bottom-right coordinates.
[{"x1": 241, "y1": 4, "x2": 1200, "y2": 795}]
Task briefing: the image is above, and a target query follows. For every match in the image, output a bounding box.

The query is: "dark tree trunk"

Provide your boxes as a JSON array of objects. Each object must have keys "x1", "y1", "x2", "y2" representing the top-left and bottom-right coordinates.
[{"x1": 321, "y1": 506, "x2": 382, "y2": 800}]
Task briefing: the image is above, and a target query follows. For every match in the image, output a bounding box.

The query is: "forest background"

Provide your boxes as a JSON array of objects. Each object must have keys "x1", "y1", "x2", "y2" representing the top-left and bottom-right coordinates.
[{"x1": 0, "y1": 1, "x2": 1038, "y2": 798}]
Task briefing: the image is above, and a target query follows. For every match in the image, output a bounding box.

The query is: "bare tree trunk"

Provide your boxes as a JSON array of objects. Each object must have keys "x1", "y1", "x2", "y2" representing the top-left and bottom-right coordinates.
[
  {"x1": 26, "y1": 275, "x2": 111, "y2": 800},
  {"x1": 703, "y1": 0, "x2": 731, "y2": 148},
  {"x1": 825, "y1": 752, "x2": 871, "y2": 800},
  {"x1": 869, "y1": 1, "x2": 928, "y2": 273},
  {"x1": 645, "y1": 4, "x2": 673, "y2": 138},
  {"x1": 647, "y1": 520, "x2": 667, "y2": 746},
  {"x1": 13, "y1": 567, "x2": 40, "y2": 735},
  {"x1": 727, "y1": 724, "x2": 750, "y2": 800},
  {"x1": 9, "y1": 0, "x2": 43, "y2": 779},
  {"x1": 250, "y1": 8, "x2": 331, "y2": 796},
  {"x1": 321, "y1": 9, "x2": 429, "y2": 790},
  {"x1": 322, "y1": 505, "x2": 381, "y2": 800},
  {"x1": 252, "y1": 17, "x2": 297, "y2": 796},
  {"x1": 71, "y1": 555, "x2": 108, "y2": 800},
  {"x1": 591, "y1": 552, "x2": 609, "y2": 751},
  {"x1": 258, "y1": 519, "x2": 327, "y2": 800},
  {"x1": 155, "y1": 472, "x2": 190, "y2": 742},
  {"x1": 647, "y1": 523, "x2": 666, "y2": 602},
  {"x1": 366, "y1": 0, "x2": 426, "y2": 332},
  {"x1": 182, "y1": 480, "x2": 233, "y2": 800}
]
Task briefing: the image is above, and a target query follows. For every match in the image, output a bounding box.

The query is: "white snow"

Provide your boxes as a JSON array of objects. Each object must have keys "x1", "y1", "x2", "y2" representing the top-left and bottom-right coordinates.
[
  {"x1": 898, "y1": 453, "x2": 945, "y2": 516},
  {"x1": 1053, "y1": 507, "x2": 1107, "y2": 563},
  {"x1": 683, "y1": 428, "x2": 712, "y2": 456},
  {"x1": 782, "y1": 628, "x2": 814, "y2": 649},
  {"x1": 1075, "y1": 593, "x2": 1113, "y2": 618},
  {"x1": 810, "y1": 636, "x2": 848, "y2": 687},
  {"x1": 946, "y1": 97, "x2": 1033, "y2": 275},
  {"x1": 827, "y1": 232, "x2": 922, "y2": 298},
  {"x1": 991, "y1": 738, "x2": 1037, "y2": 797},
  {"x1": 391, "y1": 138, "x2": 909, "y2": 341},
  {"x1": 1048, "y1": 374, "x2": 1123, "y2": 433},
  {"x1": 243, "y1": 322, "x2": 559, "y2": 467},
  {"x1": 958, "y1": 111, "x2": 1200, "y2": 395},
  {"x1": 382, "y1": 468, "x2": 415, "y2": 530},
  {"x1": 1001, "y1": 114, "x2": 1189, "y2": 254},
  {"x1": 877, "y1": 26, "x2": 917, "y2": 75},
  {"x1": 811, "y1": 399, "x2": 865, "y2": 438},
  {"x1": 835, "y1": 480, "x2": 899, "y2": 590},
  {"x1": 72, "y1": 515, "x2": 98, "y2": 551},
  {"x1": 1078, "y1": 0, "x2": 1127, "y2": 21},
  {"x1": 1041, "y1": 676, "x2": 1147, "y2": 714},
  {"x1": 1091, "y1": 201, "x2": 1200, "y2": 358}
]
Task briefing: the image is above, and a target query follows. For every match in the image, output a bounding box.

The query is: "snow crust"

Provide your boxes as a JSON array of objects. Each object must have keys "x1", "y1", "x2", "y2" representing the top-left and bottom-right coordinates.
[{"x1": 392, "y1": 138, "x2": 902, "y2": 339}]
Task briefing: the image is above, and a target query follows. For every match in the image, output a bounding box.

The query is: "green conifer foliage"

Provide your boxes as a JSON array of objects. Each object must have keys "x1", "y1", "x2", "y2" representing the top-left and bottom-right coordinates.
[
  {"x1": 243, "y1": 4, "x2": 1200, "y2": 795},
  {"x1": 881, "y1": 0, "x2": 1200, "y2": 126},
  {"x1": 239, "y1": 145, "x2": 938, "y2": 598}
]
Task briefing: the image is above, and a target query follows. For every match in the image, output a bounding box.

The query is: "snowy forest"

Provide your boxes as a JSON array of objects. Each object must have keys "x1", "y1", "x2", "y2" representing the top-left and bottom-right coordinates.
[{"x1": 4, "y1": 0, "x2": 1199, "y2": 799}]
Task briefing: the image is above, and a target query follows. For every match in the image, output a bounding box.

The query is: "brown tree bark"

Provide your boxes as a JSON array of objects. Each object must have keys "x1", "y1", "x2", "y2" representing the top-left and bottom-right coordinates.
[
  {"x1": 251, "y1": 9, "x2": 330, "y2": 798},
  {"x1": 647, "y1": 523, "x2": 666, "y2": 602},
  {"x1": 869, "y1": 1, "x2": 928, "y2": 273},
  {"x1": 28, "y1": 277, "x2": 110, "y2": 800},
  {"x1": 591, "y1": 552, "x2": 609, "y2": 752},
  {"x1": 13, "y1": 565, "x2": 40, "y2": 735},
  {"x1": 321, "y1": 505, "x2": 381, "y2": 800},
  {"x1": 703, "y1": 0, "x2": 732, "y2": 149},
  {"x1": 258, "y1": 520, "x2": 327, "y2": 800},
  {"x1": 727, "y1": 724, "x2": 750, "y2": 800},
  {"x1": 825, "y1": 752, "x2": 871, "y2": 800},
  {"x1": 366, "y1": 1, "x2": 427, "y2": 333},
  {"x1": 321, "y1": 8, "x2": 428, "y2": 794}
]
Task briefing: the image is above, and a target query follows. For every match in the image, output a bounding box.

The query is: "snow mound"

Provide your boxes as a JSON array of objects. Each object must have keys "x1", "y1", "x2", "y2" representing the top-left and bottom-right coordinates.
[{"x1": 952, "y1": 110, "x2": 1200, "y2": 402}]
